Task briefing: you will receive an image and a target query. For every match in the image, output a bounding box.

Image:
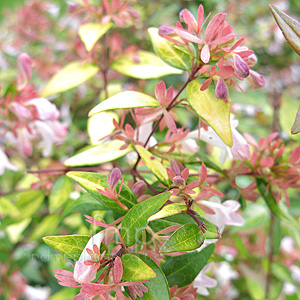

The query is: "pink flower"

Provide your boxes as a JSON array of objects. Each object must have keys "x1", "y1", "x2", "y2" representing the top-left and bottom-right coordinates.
[
  {"x1": 27, "y1": 98, "x2": 60, "y2": 120},
  {"x1": 193, "y1": 262, "x2": 217, "y2": 296},
  {"x1": 199, "y1": 196, "x2": 245, "y2": 233}
]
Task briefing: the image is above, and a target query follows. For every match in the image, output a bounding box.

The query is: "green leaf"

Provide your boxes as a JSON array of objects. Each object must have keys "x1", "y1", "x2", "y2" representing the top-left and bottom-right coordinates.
[
  {"x1": 148, "y1": 27, "x2": 192, "y2": 71},
  {"x1": 111, "y1": 50, "x2": 182, "y2": 79},
  {"x1": 89, "y1": 91, "x2": 159, "y2": 116},
  {"x1": 160, "y1": 223, "x2": 204, "y2": 253},
  {"x1": 67, "y1": 171, "x2": 137, "y2": 215},
  {"x1": 279, "y1": 94, "x2": 300, "y2": 139},
  {"x1": 186, "y1": 80, "x2": 232, "y2": 146},
  {"x1": 120, "y1": 192, "x2": 170, "y2": 246},
  {"x1": 64, "y1": 140, "x2": 132, "y2": 167},
  {"x1": 30, "y1": 215, "x2": 61, "y2": 241},
  {"x1": 40, "y1": 61, "x2": 99, "y2": 97},
  {"x1": 270, "y1": 5, "x2": 300, "y2": 56},
  {"x1": 162, "y1": 243, "x2": 215, "y2": 287},
  {"x1": 79, "y1": 22, "x2": 112, "y2": 51},
  {"x1": 49, "y1": 176, "x2": 73, "y2": 213},
  {"x1": 0, "y1": 196, "x2": 21, "y2": 217},
  {"x1": 256, "y1": 178, "x2": 286, "y2": 219},
  {"x1": 149, "y1": 213, "x2": 194, "y2": 233},
  {"x1": 6, "y1": 218, "x2": 31, "y2": 244},
  {"x1": 12, "y1": 190, "x2": 45, "y2": 218},
  {"x1": 88, "y1": 112, "x2": 118, "y2": 144},
  {"x1": 291, "y1": 105, "x2": 300, "y2": 134},
  {"x1": 135, "y1": 254, "x2": 170, "y2": 300},
  {"x1": 121, "y1": 254, "x2": 156, "y2": 282},
  {"x1": 195, "y1": 215, "x2": 220, "y2": 240},
  {"x1": 148, "y1": 203, "x2": 187, "y2": 222},
  {"x1": 135, "y1": 145, "x2": 170, "y2": 187},
  {"x1": 43, "y1": 235, "x2": 91, "y2": 261},
  {"x1": 62, "y1": 193, "x2": 106, "y2": 217}
]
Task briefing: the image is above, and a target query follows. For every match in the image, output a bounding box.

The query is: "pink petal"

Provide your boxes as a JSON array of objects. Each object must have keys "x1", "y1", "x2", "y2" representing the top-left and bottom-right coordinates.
[
  {"x1": 197, "y1": 5, "x2": 204, "y2": 33},
  {"x1": 155, "y1": 81, "x2": 166, "y2": 104},
  {"x1": 113, "y1": 256, "x2": 123, "y2": 284},
  {"x1": 163, "y1": 110, "x2": 177, "y2": 133},
  {"x1": 200, "y1": 78, "x2": 212, "y2": 91},
  {"x1": 81, "y1": 282, "x2": 115, "y2": 294}
]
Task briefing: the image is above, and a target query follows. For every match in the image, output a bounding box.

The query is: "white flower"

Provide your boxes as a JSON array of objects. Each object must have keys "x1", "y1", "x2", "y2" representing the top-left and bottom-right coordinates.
[
  {"x1": 185, "y1": 116, "x2": 250, "y2": 164},
  {"x1": 215, "y1": 262, "x2": 239, "y2": 287},
  {"x1": 27, "y1": 98, "x2": 60, "y2": 120},
  {"x1": 73, "y1": 232, "x2": 105, "y2": 283},
  {"x1": 193, "y1": 262, "x2": 217, "y2": 296},
  {"x1": 199, "y1": 196, "x2": 245, "y2": 233},
  {"x1": 0, "y1": 148, "x2": 18, "y2": 175}
]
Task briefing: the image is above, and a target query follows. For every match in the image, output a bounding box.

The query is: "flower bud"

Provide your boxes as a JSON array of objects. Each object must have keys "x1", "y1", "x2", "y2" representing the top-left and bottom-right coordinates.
[
  {"x1": 214, "y1": 78, "x2": 228, "y2": 100},
  {"x1": 73, "y1": 261, "x2": 97, "y2": 283},
  {"x1": 173, "y1": 175, "x2": 185, "y2": 189},
  {"x1": 108, "y1": 168, "x2": 122, "y2": 190},
  {"x1": 158, "y1": 25, "x2": 174, "y2": 36},
  {"x1": 248, "y1": 70, "x2": 265, "y2": 88},
  {"x1": 17, "y1": 53, "x2": 32, "y2": 90},
  {"x1": 233, "y1": 54, "x2": 249, "y2": 78},
  {"x1": 132, "y1": 181, "x2": 147, "y2": 199},
  {"x1": 247, "y1": 53, "x2": 257, "y2": 67}
]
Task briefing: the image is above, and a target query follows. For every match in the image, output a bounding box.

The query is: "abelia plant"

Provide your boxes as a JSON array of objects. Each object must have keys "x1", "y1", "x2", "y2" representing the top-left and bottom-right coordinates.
[{"x1": 1, "y1": 1, "x2": 300, "y2": 300}]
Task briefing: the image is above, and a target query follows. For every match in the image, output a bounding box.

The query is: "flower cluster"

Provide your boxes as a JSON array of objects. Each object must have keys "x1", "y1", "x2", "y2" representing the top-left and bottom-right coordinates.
[
  {"x1": 0, "y1": 53, "x2": 67, "y2": 174},
  {"x1": 159, "y1": 5, "x2": 265, "y2": 101},
  {"x1": 228, "y1": 133, "x2": 300, "y2": 204}
]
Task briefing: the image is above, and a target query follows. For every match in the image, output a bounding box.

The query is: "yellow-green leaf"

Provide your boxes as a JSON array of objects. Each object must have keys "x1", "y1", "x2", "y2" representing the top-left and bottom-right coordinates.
[
  {"x1": 64, "y1": 140, "x2": 132, "y2": 167},
  {"x1": 148, "y1": 203, "x2": 187, "y2": 222},
  {"x1": 135, "y1": 145, "x2": 170, "y2": 187},
  {"x1": 88, "y1": 112, "x2": 118, "y2": 144},
  {"x1": 111, "y1": 50, "x2": 182, "y2": 79},
  {"x1": 40, "y1": 61, "x2": 99, "y2": 97},
  {"x1": 43, "y1": 235, "x2": 91, "y2": 261},
  {"x1": 66, "y1": 171, "x2": 137, "y2": 215},
  {"x1": 186, "y1": 80, "x2": 232, "y2": 146},
  {"x1": 121, "y1": 254, "x2": 156, "y2": 282},
  {"x1": 148, "y1": 27, "x2": 192, "y2": 71},
  {"x1": 49, "y1": 176, "x2": 73, "y2": 213},
  {"x1": 89, "y1": 91, "x2": 159, "y2": 116},
  {"x1": 79, "y1": 22, "x2": 112, "y2": 51}
]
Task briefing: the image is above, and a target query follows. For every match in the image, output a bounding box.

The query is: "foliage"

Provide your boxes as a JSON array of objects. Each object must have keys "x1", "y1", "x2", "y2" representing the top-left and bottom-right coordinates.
[{"x1": 0, "y1": 1, "x2": 300, "y2": 300}]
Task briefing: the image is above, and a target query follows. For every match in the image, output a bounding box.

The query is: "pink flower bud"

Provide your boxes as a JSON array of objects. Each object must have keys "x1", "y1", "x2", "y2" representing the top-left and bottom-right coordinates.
[
  {"x1": 173, "y1": 176, "x2": 185, "y2": 189},
  {"x1": 158, "y1": 25, "x2": 175, "y2": 36},
  {"x1": 132, "y1": 181, "x2": 147, "y2": 198},
  {"x1": 247, "y1": 53, "x2": 257, "y2": 67},
  {"x1": 108, "y1": 168, "x2": 122, "y2": 190},
  {"x1": 73, "y1": 261, "x2": 97, "y2": 284},
  {"x1": 233, "y1": 54, "x2": 249, "y2": 78},
  {"x1": 248, "y1": 70, "x2": 265, "y2": 88},
  {"x1": 214, "y1": 78, "x2": 228, "y2": 100},
  {"x1": 17, "y1": 53, "x2": 32, "y2": 90}
]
